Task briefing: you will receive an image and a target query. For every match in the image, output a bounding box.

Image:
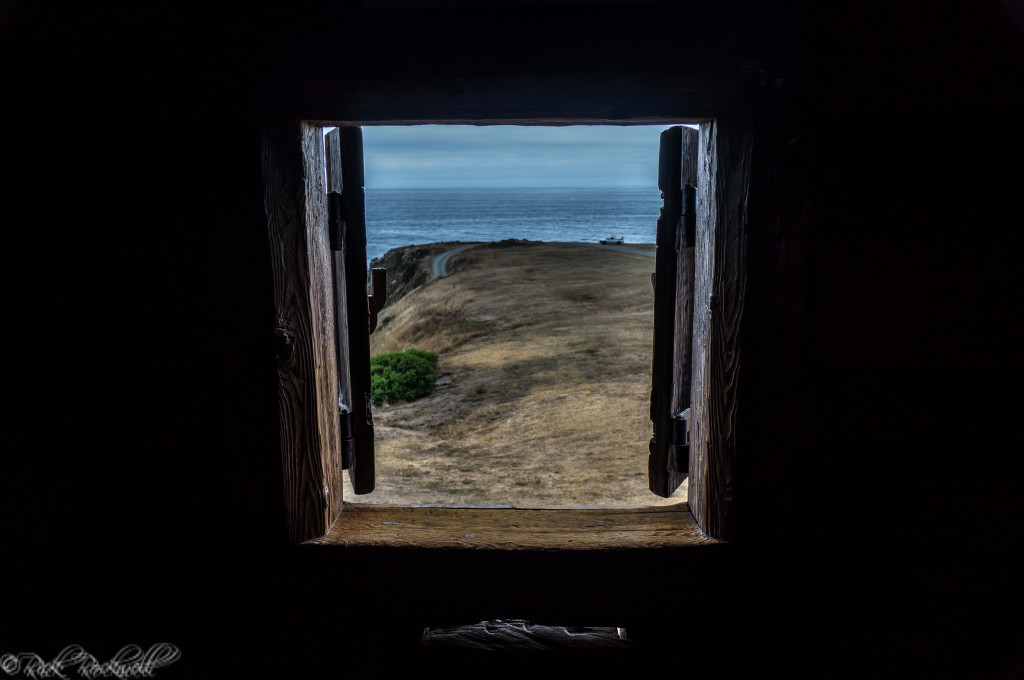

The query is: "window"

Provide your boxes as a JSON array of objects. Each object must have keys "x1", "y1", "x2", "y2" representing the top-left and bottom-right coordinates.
[{"x1": 262, "y1": 117, "x2": 741, "y2": 545}]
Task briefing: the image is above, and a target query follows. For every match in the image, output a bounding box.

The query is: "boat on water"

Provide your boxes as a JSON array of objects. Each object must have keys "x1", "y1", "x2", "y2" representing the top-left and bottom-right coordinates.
[{"x1": 599, "y1": 235, "x2": 624, "y2": 245}]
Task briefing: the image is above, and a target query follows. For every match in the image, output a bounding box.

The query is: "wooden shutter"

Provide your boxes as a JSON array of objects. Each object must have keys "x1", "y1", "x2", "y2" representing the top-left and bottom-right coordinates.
[
  {"x1": 649, "y1": 125, "x2": 699, "y2": 497},
  {"x1": 324, "y1": 126, "x2": 375, "y2": 495},
  {"x1": 264, "y1": 120, "x2": 344, "y2": 542}
]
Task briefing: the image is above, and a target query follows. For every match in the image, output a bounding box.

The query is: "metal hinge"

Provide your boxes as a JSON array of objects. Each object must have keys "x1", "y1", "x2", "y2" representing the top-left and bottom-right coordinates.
[
  {"x1": 328, "y1": 191, "x2": 344, "y2": 252},
  {"x1": 678, "y1": 184, "x2": 696, "y2": 248},
  {"x1": 670, "y1": 408, "x2": 690, "y2": 472},
  {"x1": 368, "y1": 267, "x2": 387, "y2": 334},
  {"x1": 671, "y1": 408, "x2": 689, "y2": 446},
  {"x1": 339, "y1": 401, "x2": 353, "y2": 469}
]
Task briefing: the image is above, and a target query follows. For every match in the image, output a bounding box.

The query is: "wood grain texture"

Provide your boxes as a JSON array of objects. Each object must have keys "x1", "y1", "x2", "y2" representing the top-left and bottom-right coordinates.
[
  {"x1": 325, "y1": 129, "x2": 354, "y2": 476},
  {"x1": 689, "y1": 119, "x2": 752, "y2": 541},
  {"x1": 671, "y1": 127, "x2": 700, "y2": 472},
  {"x1": 649, "y1": 126, "x2": 684, "y2": 497},
  {"x1": 324, "y1": 128, "x2": 342, "y2": 195},
  {"x1": 311, "y1": 503, "x2": 716, "y2": 550},
  {"x1": 689, "y1": 124, "x2": 714, "y2": 538},
  {"x1": 671, "y1": 248, "x2": 695, "y2": 412},
  {"x1": 263, "y1": 120, "x2": 342, "y2": 543},
  {"x1": 680, "y1": 126, "x2": 699, "y2": 188},
  {"x1": 303, "y1": 123, "x2": 345, "y2": 531}
]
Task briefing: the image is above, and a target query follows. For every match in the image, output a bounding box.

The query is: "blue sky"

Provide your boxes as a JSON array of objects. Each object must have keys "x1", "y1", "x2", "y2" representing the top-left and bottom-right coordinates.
[{"x1": 357, "y1": 125, "x2": 684, "y2": 189}]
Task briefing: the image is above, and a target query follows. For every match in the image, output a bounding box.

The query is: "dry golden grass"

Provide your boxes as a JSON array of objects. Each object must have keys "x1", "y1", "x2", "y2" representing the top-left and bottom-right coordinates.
[{"x1": 344, "y1": 241, "x2": 687, "y2": 506}]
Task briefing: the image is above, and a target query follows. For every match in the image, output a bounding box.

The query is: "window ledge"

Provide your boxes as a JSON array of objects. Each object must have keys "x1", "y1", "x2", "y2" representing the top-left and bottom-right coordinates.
[{"x1": 309, "y1": 502, "x2": 717, "y2": 550}]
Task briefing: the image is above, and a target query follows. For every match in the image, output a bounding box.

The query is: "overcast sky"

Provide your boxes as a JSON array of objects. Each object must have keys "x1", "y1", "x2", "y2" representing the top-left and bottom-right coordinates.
[{"x1": 359, "y1": 125, "x2": 683, "y2": 189}]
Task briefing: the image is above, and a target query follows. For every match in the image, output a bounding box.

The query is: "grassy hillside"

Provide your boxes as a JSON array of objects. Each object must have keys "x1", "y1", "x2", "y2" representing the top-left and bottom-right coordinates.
[{"x1": 347, "y1": 240, "x2": 687, "y2": 506}]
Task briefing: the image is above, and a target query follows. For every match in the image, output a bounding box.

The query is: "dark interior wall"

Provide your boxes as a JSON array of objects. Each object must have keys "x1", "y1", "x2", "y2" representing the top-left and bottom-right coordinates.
[
  {"x1": 1, "y1": 121, "x2": 282, "y2": 548},
  {"x1": 2, "y1": 1, "x2": 1023, "y2": 678},
  {"x1": 0, "y1": 0, "x2": 811, "y2": 121},
  {"x1": 734, "y1": 115, "x2": 1024, "y2": 676},
  {"x1": 737, "y1": 114, "x2": 1024, "y2": 536},
  {"x1": 0, "y1": 122, "x2": 290, "y2": 663}
]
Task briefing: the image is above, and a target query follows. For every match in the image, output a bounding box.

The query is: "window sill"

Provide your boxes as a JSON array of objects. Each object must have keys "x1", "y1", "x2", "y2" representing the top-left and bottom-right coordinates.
[{"x1": 309, "y1": 501, "x2": 717, "y2": 550}]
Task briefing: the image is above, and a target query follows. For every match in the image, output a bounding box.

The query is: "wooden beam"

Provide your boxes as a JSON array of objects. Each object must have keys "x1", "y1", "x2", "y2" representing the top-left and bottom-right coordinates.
[
  {"x1": 689, "y1": 118, "x2": 752, "y2": 541},
  {"x1": 311, "y1": 504, "x2": 717, "y2": 550},
  {"x1": 309, "y1": 116, "x2": 710, "y2": 127},
  {"x1": 263, "y1": 120, "x2": 343, "y2": 543},
  {"x1": 284, "y1": 72, "x2": 732, "y2": 125}
]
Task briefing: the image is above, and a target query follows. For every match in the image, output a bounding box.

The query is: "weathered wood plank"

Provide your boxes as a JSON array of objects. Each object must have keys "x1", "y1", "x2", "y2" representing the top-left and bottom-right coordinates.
[
  {"x1": 672, "y1": 250, "x2": 695, "y2": 421},
  {"x1": 325, "y1": 129, "x2": 354, "y2": 478},
  {"x1": 690, "y1": 124, "x2": 713, "y2": 537},
  {"x1": 305, "y1": 125, "x2": 345, "y2": 529},
  {"x1": 680, "y1": 125, "x2": 699, "y2": 187},
  {"x1": 324, "y1": 128, "x2": 342, "y2": 194},
  {"x1": 263, "y1": 120, "x2": 343, "y2": 542},
  {"x1": 671, "y1": 127, "x2": 700, "y2": 473},
  {"x1": 311, "y1": 503, "x2": 717, "y2": 550},
  {"x1": 649, "y1": 126, "x2": 684, "y2": 497},
  {"x1": 341, "y1": 126, "x2": 375, "y2": 494},
  {"x1": 689, "y1": 119, "x2": 751, "y2": 541}
]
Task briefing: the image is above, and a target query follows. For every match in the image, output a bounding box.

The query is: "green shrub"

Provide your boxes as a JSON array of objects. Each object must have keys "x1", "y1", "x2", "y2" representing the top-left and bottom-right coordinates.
[
  {"x1": 370, "y1": 348, "x2": 438, "y2": 405},
  {"x1": 403, "y1": 348, "x2": 438, "y2": 367}
]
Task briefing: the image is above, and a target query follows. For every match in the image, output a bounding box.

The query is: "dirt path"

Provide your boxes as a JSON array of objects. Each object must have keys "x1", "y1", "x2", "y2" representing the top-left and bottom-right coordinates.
[
  {"x1": 347, "y1": 240, "x2": 686, "y2": 507},
  {"x1": 431, "y1": 243, "x2": 481, "y2": 278}
]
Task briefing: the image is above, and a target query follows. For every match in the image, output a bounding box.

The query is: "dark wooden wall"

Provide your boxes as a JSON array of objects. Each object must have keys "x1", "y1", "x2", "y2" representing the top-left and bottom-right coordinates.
[{"x1": 2, "y1": 0, "x2": 1023, "y2": 677}]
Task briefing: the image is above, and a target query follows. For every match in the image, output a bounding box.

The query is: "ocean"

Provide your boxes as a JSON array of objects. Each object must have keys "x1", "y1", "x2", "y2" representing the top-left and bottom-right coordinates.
[{"x1": 365, "y1": 187, "x2": 661, "y2": 263}]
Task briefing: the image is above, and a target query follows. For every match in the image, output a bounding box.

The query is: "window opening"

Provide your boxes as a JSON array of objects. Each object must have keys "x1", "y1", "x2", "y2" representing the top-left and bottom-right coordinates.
[{"x1": 330, "y1": 125, "x2": 695, "y2": 507}]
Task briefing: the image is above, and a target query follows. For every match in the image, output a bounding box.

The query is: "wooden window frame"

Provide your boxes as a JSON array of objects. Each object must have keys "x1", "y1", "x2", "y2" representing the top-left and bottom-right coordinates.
[{"x1": 262, "y1": 117, "x2": 748, "y2": 546}]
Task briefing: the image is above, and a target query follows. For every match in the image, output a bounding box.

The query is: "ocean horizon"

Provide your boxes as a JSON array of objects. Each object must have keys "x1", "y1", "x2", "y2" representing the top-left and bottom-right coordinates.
[{"x1": 365, "y1": 187, "x2": 661, "y2": 263}]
